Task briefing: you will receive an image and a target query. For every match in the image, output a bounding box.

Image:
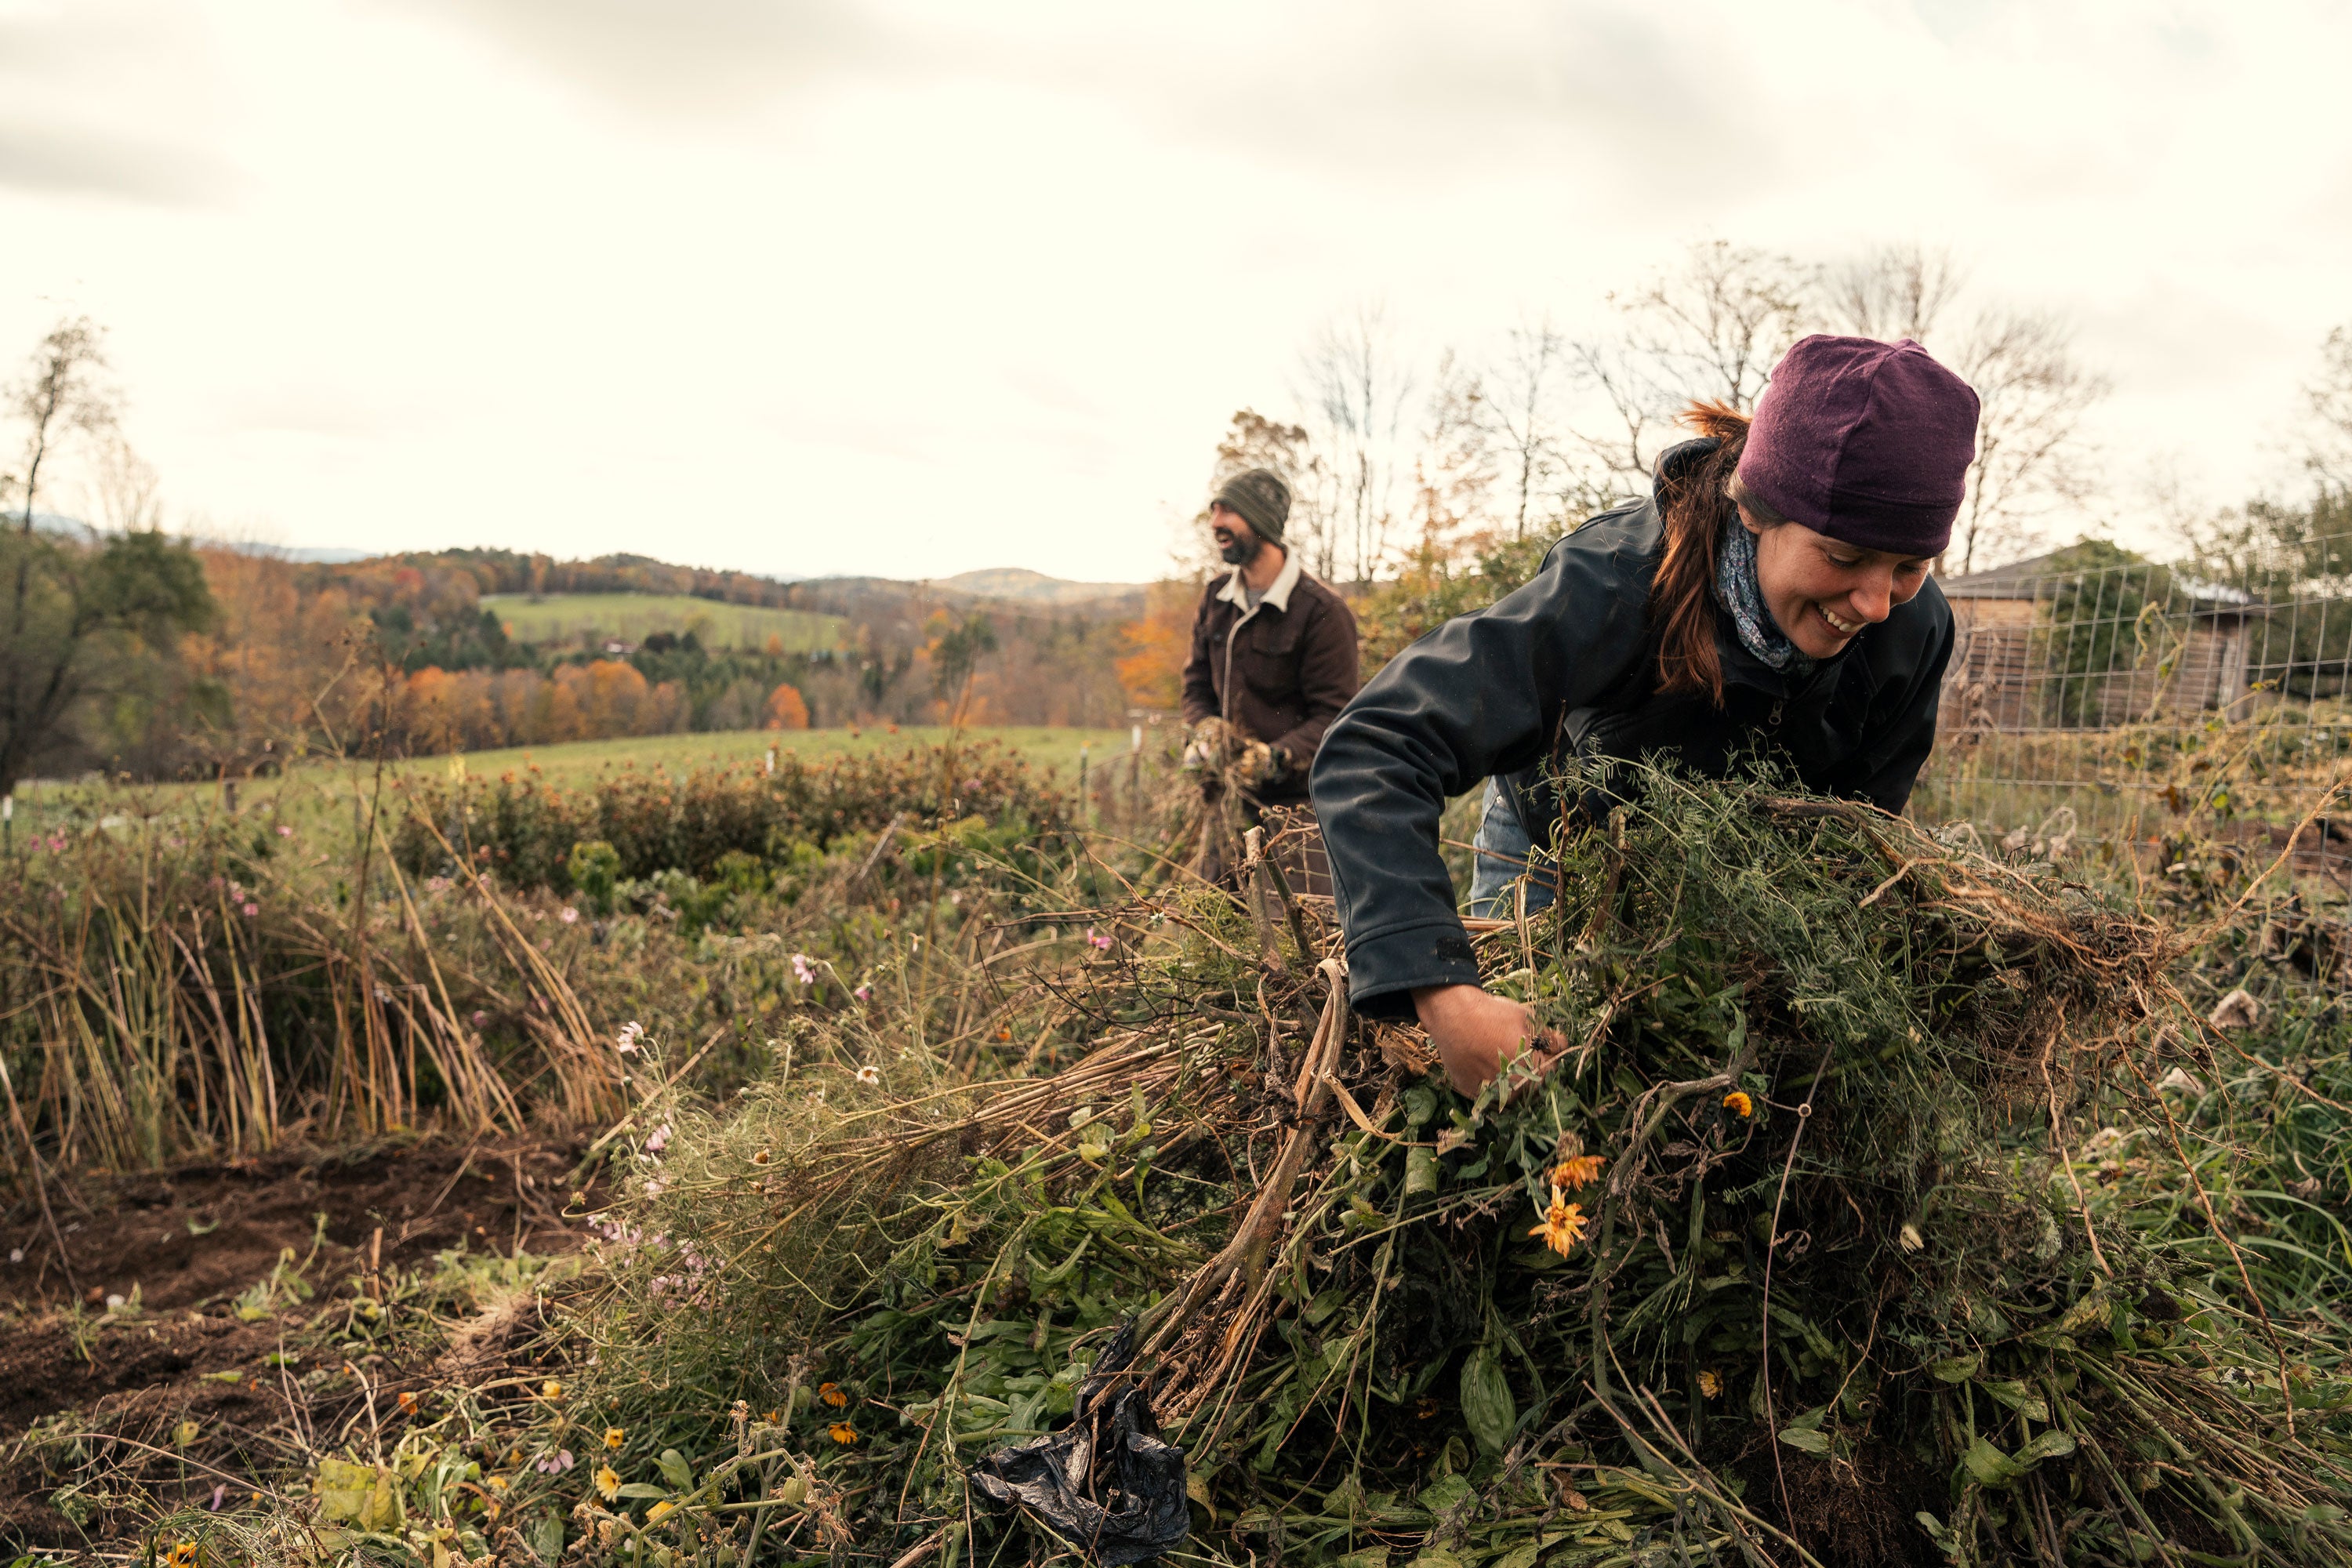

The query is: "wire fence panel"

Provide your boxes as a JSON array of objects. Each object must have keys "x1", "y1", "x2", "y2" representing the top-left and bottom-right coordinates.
[{"x1": 1914, "y1": 539, "x2": 2352, "y2": 887}]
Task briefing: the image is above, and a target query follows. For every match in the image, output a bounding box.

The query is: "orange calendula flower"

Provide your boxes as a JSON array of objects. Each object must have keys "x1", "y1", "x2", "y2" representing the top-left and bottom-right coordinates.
[
  {"x1": 819, "y1": 1382, "x2": 848, "y2": 1408},
  {"x1": 1723, "y1": 1091, "x2": 1754, "y2": 1119},
  {"x1": 828, "y1": 1422, "x2": 858, "y2": 1445},
  {"x1": 647, "y1": 1501, "x2": 677, "y2": 1525},
  {"x1": 1552, "y1": 1155, "x2": 1605, "y2": 1191},
  {"x1": 169, "y1": 1545, "x2": 199, "y2": 1568},
  {"x1": 1527, "y1": 1186, "x2": 1588, "y2": 1257},
  {"x1": 595, "y1": 1465, "x2": 621, "y2": 1501},
  {"x1": 540, "y1": 1379, "x2": 564, "y2": 1402},
  {"x1": 604, "y1": 1427, "x2": 625, "y2": 1451},
  {"x1": 1697, "y1": 1370, "x2": 1722, "y2": 1399}
]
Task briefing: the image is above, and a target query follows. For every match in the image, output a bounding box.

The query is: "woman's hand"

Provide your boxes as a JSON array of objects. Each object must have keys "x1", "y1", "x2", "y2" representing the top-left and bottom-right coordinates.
[{"x1": 1411, "y1": 983, "x2": 1537, "y2": 1098}]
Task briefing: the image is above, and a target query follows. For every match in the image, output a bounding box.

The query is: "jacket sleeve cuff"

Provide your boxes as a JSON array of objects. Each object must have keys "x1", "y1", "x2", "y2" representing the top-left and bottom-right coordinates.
[{"x1": 1342, "y1": 919, "x2": 1483, "y2": 1021}]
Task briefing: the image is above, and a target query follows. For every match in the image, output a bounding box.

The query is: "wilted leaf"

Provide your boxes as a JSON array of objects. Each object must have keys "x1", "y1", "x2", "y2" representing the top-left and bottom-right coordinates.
[
  {"x1": 1928, "y1": 1355, "x2": 1980, "y2": 1383},
  {"x1": 1777, "y1": 1426, "x2": 1831, "y2": 1455}
]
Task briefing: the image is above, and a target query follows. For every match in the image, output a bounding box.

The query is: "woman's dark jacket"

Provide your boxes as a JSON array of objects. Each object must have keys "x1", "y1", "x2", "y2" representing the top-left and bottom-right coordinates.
[{"x1": 1308, "y1": 438, "x2": 1955, "y2": 1019}]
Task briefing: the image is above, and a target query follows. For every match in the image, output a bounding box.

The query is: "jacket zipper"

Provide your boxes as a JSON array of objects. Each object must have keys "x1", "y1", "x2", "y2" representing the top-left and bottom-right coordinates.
[{"x1": 1221, "y1": 592, "x2": 1261, "y2": 725}]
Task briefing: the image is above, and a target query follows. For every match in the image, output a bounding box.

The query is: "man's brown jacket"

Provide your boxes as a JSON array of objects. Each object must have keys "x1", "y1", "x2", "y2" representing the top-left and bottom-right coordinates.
[{"x1": 1180, "y1": 552, "x2": 1359, "y2": 806}]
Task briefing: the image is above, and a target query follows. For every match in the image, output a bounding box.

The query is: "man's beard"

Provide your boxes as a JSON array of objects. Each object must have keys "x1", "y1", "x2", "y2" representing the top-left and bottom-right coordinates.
[{"x1": 1218, "y1": 531, "x2": 1261, "y2": 568}]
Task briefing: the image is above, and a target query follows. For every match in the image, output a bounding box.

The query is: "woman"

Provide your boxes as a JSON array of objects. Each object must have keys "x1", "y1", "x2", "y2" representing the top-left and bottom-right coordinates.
[{"x1": 1308, "y1": 334, "x2": 1978, "y2": 1095}]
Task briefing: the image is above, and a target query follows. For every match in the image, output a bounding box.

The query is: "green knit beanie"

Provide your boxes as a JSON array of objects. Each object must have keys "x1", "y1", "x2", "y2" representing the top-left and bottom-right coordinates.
[{"x1": 1213, "y1": 468, "x2": 1290, "y2": 546}]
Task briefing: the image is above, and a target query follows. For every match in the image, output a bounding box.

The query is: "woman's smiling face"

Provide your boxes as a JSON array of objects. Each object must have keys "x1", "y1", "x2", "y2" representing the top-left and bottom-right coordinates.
[{"x1": 1744, "y1": 506, "x2": 1933, "y2": 659}]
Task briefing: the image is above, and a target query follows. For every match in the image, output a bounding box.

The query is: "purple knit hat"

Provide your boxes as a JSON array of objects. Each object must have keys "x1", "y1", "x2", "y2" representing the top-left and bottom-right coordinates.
[{"x1": 1734, "y1": 335, "x2": 1980, "y2": 557}]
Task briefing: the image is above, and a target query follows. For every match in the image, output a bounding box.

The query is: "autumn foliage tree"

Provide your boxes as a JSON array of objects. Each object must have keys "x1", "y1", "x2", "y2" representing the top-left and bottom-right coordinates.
[
  {"x1": 1115, "y1": 579, "x2": 1198, "y2": 711},
  {"x1": 763, "y1": 682, "x2": 810, "y2": 730}
]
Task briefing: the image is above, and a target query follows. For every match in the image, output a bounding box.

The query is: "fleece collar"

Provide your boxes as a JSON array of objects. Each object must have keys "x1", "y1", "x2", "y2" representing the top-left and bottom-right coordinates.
[{"x1": 1215, "y1": 547, "x2": 1302, "y2": 617}]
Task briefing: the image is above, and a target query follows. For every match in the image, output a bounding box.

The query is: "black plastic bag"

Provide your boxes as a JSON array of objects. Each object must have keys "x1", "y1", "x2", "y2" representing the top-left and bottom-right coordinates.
[{"x1": 968, "y1": 1322, "x2": 1189, "y2": 1565}]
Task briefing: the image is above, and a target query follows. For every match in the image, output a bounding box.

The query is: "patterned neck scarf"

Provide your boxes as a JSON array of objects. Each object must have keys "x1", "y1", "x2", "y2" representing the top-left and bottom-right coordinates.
[{"x1": 1715, "y1": 522, "x2": 1816, "y2": 676}]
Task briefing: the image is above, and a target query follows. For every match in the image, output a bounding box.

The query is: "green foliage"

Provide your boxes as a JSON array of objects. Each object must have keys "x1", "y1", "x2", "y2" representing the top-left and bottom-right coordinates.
[
  {"x1": 2039, "y1": 538, "x2": 2177, "y2": 727},
  {"x1": 567, "y1": 837, "x2": 622, "y2": 915},
  {"x1": 0, "y1": 527, "x2": 215, "y2": 792},
  {"x1": 393, "y1": 739, "x2": 1077, "y2": 890}
]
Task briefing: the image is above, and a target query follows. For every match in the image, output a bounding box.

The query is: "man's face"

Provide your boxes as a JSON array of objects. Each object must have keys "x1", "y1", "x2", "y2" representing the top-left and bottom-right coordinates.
[{"x1": 1209, "y1": 503, "x2": 1261, "y2": 567}]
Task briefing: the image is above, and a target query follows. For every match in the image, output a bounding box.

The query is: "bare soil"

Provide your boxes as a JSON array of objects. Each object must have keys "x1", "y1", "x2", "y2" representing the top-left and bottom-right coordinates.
[{"x1": 0, "y1": 1135, "x2": 602, "y2": 1552}]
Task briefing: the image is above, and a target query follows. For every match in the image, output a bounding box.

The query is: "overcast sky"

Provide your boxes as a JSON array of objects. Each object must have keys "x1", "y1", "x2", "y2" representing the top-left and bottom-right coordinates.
[{"x1": 2, "y1": 0, "x2": 2346, "y2": 583}]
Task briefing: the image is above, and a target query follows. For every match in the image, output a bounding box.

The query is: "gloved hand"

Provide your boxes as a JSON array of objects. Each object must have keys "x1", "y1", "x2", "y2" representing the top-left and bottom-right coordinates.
[
  {"x1": 1234, "y1": 740, "x2": 1290, "y2": 789},
  {"x1": 1181, "y1": 716, "x2": 1236, "y2": 773}
]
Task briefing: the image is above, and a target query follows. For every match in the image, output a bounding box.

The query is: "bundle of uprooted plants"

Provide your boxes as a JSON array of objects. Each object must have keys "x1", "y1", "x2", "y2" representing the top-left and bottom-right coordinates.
[{"x1": 559, "y1": 768, "x2": 2352, "y2": 1568}]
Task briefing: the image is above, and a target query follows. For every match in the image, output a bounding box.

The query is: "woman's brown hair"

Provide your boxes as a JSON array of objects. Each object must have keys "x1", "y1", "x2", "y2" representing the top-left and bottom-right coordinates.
[{"x1": 1650, "y1": 400, "x2": 1784, "y2": 705}]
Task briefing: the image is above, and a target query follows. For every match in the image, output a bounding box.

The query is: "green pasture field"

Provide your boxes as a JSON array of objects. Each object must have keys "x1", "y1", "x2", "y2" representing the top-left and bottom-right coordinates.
[
  {"x1": 480, "y1": 592, "x2": 845, "y2": 651},
  {"x1": 6, "y1": 725, "x2": 1149, "y2": 851}
]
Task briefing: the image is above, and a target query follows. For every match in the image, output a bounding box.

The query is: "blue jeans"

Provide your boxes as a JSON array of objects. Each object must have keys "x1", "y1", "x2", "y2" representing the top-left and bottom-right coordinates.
[{"x1": 1468, "y1": 779, "x2": 1558, "y2": 919}]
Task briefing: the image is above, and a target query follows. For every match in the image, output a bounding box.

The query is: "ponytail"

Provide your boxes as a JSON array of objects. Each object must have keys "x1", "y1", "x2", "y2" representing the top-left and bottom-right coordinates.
[{"x1": 1650, "y1": 401, "x2": 1751, "y2": 706}]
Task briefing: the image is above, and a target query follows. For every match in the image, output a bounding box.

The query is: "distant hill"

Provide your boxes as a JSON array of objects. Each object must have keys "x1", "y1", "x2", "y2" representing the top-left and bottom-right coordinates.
[{"x1": 931, "y1": 568, "x2": 1145, "y2": 608}]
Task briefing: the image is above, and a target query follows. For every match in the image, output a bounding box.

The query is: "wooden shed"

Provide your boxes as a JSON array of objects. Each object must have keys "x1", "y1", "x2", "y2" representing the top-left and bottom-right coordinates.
[{"x1": 1937, "y1": 550, "x2": 2259, "y2": 731}]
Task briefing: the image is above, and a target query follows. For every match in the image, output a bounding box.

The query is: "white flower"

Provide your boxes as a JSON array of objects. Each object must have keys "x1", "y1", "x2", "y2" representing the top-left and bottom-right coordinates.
[
  {"x1": 645, "y1": 1122, "x2": 670, "y2": 1154},
  {"x1": 792, "y1": 953, "x2": 817, "y2": 985},
  {"x1": 615, "y1": 1021, "x2": 644, "y2": 1054},
  {"x1": 560, "y1": 906, "x2": 579, "y2": 924},
  {"x1": 855, "y1": 1065, "x2": 881, "y2": 1087},
  {"x1": 853, "y1": 984, "x2": 872, "y2": 1001},
  {"x1": 643, "y1": 1178, "x2": 665, "y2": 1197}
]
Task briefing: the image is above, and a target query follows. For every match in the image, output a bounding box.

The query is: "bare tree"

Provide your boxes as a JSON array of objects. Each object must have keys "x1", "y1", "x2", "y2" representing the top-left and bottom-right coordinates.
[
  {"x1": 1827, "y1": 243, "x2": 1966, "y2": 344},
  {"x1": 1481, "y1": 316, "x2": 1576, "y2": 540},
  {"x1": 81, "y1": 430, "x2": 164, "y2": 535},
  {"x1": 2, "y1": 318, "x2": 114, "y2": 535},
  {"x1": 1941, "y1": 309, "x2": 2107, "y2": 574},
  {"x1": 1409, "y1": 349, "x2": 1499, "y2": 561},
  {"x1": 1299, "y1": 303, "x2": 1416, "y2": 584},
  {"x1": 1568, "y1": 241, "x2": 1818, "y2": 487}
]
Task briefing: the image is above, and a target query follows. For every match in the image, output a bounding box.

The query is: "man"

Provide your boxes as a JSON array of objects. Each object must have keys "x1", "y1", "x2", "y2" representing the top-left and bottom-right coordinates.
[{"x1": 1179, "y1": 466, "x2": 1359, "y2": 891}]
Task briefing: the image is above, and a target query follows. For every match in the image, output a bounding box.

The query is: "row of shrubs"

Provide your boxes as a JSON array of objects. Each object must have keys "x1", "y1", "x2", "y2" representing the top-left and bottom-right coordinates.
[{"x1": 388, "y1": 740, "x2": 1080, "y2": 891}]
